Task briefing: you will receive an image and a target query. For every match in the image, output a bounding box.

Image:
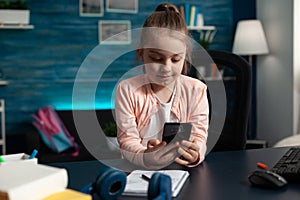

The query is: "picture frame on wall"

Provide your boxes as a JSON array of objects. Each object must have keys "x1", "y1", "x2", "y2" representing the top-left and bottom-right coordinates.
[
  {"x1": 106, "y1": 0, "x2": 138, "y2": 14},
  {"x1": 98, "y1": 20, "x2": 131, "y2": 44},
  {"x1": 80, "y1": 0, "x2": 104, "y2": 17}
]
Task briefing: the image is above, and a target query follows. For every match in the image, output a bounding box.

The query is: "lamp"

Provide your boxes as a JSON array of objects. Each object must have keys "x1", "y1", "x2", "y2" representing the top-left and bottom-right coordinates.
[
  {"x1": 232, "y1": 19, "x2": 269, "y2": 139},
  {"x1": 233, "y1": 20, "x2": 269, "y2": 65}
]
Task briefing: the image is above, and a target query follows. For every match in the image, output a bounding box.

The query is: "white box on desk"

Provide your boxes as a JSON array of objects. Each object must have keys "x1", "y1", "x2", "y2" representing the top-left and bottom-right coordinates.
[
  {"x1": 0, "y1": 153, "x2": 37, "y2": 166},
  {"x1": 0, "y1": 163, "x2": 68, "y2": 200}
]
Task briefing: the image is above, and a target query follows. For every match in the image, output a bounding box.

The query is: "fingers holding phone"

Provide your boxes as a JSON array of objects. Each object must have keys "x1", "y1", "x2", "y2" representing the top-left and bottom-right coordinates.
[
  {"x1": 143, "y1": 123, "x2": 195, "y2": 168},
  {"x1": 147, "y1": 139, "x2": 162, "y2": 149},
  {"x1": 176, "y1": 139, "x2": 200, "y2": 165},
  {"x1": 143, "y1": 140, "x2": 179, "y2": 168}
]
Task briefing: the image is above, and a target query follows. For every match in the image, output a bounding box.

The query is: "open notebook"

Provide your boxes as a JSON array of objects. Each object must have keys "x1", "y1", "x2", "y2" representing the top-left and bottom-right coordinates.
[{"x1": 122, "y1": 170, "x2": 189, "y2": 197}]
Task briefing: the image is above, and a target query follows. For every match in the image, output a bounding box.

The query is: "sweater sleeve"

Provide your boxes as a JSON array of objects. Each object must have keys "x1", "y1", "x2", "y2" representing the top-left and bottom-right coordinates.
[
  {"x1": 187, "y1": 82, "x2": 209, "y2": 167},
  {"x1": 115, "y1": 81, "x2": 146, "y2": 167}
]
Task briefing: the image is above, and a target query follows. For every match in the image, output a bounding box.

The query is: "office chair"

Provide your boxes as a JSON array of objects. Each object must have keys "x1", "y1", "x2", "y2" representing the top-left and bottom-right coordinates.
[{"x1": 190, "y1": 50, "x2": 251, "y2": 152}]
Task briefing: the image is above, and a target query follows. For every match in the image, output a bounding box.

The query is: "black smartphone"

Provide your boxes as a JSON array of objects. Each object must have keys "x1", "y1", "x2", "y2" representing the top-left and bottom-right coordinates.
[{"x1": 162, "y1": 122, "x2": 192, "y2": 144}]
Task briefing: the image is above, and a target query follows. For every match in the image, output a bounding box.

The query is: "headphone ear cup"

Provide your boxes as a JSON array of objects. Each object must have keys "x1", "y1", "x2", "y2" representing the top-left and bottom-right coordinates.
[
  {"x1": 148, "y1": 172, "x2": 172, "y2": 200},
  {"x1": 94, "y1": 166, "x2": 127, "y2": 200},
  {"x1": 148, "y1": 173, "x2": 161, "y2": 199}
]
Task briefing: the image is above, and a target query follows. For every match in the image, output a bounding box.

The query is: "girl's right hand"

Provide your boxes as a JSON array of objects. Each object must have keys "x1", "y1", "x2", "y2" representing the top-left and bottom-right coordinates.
[{"x1": 143, "y1": 139, "x2": 179, "y2": 169}]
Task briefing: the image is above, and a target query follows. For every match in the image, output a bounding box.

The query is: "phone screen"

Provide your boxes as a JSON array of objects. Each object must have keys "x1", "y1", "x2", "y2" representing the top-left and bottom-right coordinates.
[{"x1": 162, "y1": 122, "x2": 192, "y2": 144}]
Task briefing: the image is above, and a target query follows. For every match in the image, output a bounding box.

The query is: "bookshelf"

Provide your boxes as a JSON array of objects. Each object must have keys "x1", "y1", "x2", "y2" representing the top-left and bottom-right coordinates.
[{"x1": 179, "y1": 3, "x2": 217, "y2": 48}]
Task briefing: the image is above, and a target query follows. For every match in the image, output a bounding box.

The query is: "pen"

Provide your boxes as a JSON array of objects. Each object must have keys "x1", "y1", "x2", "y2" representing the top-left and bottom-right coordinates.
[
  {"x1": 0, "y1": 156, "x2": 5, "y2": 163},
  {"x1": 141, "y1": 174, "x2": 151, "y2": 182},
  {"x1": 29, "y1": 149, "x2": 38, "y2": 159},
  {"x1": 257, "y1": 162, "x2": 268, "y2": 170}
]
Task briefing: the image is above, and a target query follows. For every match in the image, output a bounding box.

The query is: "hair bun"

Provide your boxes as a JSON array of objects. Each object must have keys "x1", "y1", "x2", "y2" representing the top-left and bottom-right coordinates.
[{"x1": 155, "y1": 3, "x2": 179, "y2": 13}]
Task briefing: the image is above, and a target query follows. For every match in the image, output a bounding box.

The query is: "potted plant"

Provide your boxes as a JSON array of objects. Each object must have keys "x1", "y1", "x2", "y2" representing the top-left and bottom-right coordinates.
[
  {"x1": 0, "y1": 0, "x2": 30, "y2": 25},
  {"x1": 199, "y1": 29, "x2": 217, "y2": 49},
  {"x1": 103, "y1": 122, "x2": 119, "y2": 150}
]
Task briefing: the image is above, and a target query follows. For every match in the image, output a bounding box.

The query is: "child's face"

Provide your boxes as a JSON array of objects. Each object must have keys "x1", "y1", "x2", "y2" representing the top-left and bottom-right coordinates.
[{"x1": 138, "y1": 35, "x2": 187, "y2": 88}]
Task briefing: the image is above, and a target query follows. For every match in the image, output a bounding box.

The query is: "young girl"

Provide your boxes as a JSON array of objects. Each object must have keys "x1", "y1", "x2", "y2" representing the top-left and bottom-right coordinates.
[{"x1": 115, "y1": 3, "x2": 209, "y2": 169}]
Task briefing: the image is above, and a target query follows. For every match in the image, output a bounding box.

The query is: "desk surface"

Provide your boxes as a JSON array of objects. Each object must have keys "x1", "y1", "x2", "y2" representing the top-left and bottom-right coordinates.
[{"x1": 50, "y1": 147, "x2": 300, "y2": 200}]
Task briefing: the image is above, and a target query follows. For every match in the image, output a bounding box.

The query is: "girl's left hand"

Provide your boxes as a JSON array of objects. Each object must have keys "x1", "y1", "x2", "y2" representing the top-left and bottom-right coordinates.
[{"x1": 175, "y1": 139, "x2": 200, "y2": 166}]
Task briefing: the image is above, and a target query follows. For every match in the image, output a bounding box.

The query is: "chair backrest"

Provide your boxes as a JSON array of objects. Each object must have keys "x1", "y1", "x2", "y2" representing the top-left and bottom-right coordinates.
[
  {"x1": 190, "y1": 50, "x2": 251, "y2": 152},
  {"x1": 208, "y1": 50, "x2": 251, "y2": 151}
]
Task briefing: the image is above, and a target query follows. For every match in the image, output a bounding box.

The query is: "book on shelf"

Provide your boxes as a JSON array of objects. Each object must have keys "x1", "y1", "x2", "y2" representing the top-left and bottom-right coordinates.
[
  {"x1": 190, "y1": 5, "x2": 196, "y2": 27},
  {"x1": 194, "y1": 6, "x2": 200, "y2": 26},
  {"x1": 122, "y1": 170, "x2": 189, "y2": 197},
  {"x1": 180, "y1": 3, "x2": 201, "y2": 27},
  {"x1": 0, "y1": 163, "x2": 68, "y2": 200},
  {"x1": 183, "y1": 3, "x2": 190, "y2": 26}
]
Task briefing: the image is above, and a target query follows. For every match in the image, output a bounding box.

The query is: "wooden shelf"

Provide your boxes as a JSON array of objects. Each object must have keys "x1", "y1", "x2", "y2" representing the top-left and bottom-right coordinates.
[{"x1": 0, "y1": 24, "x2": 34, "y2": 29}]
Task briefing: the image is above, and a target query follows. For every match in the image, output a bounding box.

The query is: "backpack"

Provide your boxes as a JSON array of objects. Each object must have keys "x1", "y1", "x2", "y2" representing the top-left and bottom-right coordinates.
[{"x1": 32, "y1": 106, "x2": 79, "y2": 155}]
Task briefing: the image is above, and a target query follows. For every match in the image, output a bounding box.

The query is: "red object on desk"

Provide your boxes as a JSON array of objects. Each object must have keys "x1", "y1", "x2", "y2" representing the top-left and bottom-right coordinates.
[{"x1": 257, "y1": 162, "x2": 268, "y2": 170}]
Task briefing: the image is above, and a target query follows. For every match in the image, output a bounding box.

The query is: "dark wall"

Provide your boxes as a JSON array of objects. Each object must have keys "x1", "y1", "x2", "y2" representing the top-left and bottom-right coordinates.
[
  {"x1": 0, "y1": 0, "x2": 236, "y2": 136},
  {"x1": 233, "y1": 0, "x2": 257, "y2": 139},
  {"x1": 233, "y1": 0, "x2": 256, "y2": 25}
]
